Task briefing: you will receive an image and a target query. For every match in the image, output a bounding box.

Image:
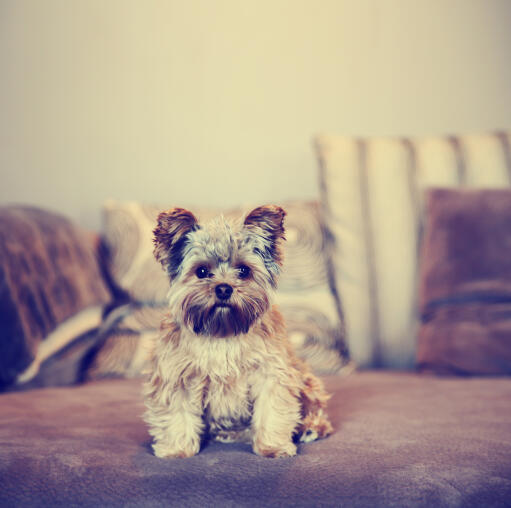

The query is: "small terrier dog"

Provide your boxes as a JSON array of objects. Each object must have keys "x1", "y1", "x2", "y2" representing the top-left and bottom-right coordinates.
[{"x1": 144, "y1": 205, "x2": 332, "y2": 458}]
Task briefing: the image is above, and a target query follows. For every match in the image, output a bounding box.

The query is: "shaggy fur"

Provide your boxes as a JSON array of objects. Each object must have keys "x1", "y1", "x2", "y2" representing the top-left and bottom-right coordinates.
[{"x1": 144, "y1": 205, "x2": 332, "y2": 458}]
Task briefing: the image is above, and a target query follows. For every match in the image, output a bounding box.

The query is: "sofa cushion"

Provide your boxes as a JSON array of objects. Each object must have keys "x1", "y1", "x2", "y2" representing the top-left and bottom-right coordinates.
[
  {"x1": 97, "y1": 200, "x2": 347, "y2": 376},
  {"x1": 1, "y1": 372, "x2": 510, "y2": 507},
  {"x1": 417, "y1": 188, "x2": 511, "y2": 375},
  {"x1": 0, "y1": 206, "x2": 111, "y2": 390},
  {"x1": 314, "y1": 130, "x2": 511, "y2": 369}
]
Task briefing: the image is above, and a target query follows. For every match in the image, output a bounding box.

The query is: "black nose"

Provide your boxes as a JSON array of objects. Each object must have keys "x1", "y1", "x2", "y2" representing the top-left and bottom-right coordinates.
[{"x1": 215, "y1": 284, "x2": 233, "y2": 300}]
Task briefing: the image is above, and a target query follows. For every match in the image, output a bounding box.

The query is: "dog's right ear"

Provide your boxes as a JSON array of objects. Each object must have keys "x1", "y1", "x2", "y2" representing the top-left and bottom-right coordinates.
[{"x1": 153, "y1": 208, "x2": 198, "y2": 278}]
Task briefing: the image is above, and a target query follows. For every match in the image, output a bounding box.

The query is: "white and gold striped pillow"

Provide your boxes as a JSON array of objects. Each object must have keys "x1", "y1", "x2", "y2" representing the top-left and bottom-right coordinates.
[{"x1": 315, "y1": 131, "x2": 511, "y2": 368}]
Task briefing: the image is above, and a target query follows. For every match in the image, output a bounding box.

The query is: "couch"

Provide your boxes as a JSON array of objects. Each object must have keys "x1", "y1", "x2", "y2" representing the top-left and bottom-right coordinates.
[
  {"x1": 2, "y1": 372, "x2": 511, "y2": 507},
  {"x1": 2, "y1": 130, "x2": 511, "y2": 507}
]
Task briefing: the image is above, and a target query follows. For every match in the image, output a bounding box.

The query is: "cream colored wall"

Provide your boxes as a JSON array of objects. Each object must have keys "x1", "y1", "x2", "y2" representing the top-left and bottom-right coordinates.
[{"x1": 1, "y1": 0, "x2": 510, "y2": 229}]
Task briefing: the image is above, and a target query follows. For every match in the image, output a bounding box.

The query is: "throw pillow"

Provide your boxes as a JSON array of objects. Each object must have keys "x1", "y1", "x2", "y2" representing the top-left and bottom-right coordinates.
[
  {"x1": 93, "y1": 200, "x2": 348, "y2": 378},
  {"x1": 0, "y1": 206, "x2": 111, "y2": 390},
  {"x1": 417, "y1": 188, "x2": 511, "y2": 375}
]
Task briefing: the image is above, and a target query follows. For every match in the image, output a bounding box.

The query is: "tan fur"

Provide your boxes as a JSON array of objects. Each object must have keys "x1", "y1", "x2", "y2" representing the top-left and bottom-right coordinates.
[{"x1": 144, "y1": 206, "x2": 332, "y2": 458}]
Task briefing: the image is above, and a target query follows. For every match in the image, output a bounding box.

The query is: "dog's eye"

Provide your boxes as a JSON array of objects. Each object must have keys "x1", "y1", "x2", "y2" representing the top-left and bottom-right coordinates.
[
  {"x1": 196, "y1": 266, "x2": 209, "y2": 279},
  {"x1": 238, "y1": 265, "x2": 251, "y2": 279}
]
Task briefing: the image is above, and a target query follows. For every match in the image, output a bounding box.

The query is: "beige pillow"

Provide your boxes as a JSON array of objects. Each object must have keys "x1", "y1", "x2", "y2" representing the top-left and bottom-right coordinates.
[
  {"x1": 315, "y1": 131, "x2": 511, "y2": 368},
  {"x1": 98, "y1": 200, "x2": 347, "y2": 375}
]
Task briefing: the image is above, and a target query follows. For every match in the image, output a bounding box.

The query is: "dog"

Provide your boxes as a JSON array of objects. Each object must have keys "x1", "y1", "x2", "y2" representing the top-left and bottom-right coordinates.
[{"x1": 144, "y1": 205, "x2": 332, "y2": 458}]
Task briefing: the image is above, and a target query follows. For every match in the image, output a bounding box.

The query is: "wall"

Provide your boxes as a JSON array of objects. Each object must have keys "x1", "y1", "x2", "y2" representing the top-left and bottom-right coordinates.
[{"x1": 1, "y1": 0, "x2": 511, "y2": 229}]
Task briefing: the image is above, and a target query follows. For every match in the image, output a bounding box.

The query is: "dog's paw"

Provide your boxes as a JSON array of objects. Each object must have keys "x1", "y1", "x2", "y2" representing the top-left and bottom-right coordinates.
[
  {"x1": 214, "y1": 432, "x2": 238, "y2": 443},
  {"x1": 213, "y1": 428, "x2": 252, "y2": 444},
  {"x1": 299, "y1": 412, "x2": 333, "y2": 443},
  {"x1": 300, "y1": 428, "x2": 319, "y2": 443},
  {"x1": 152, "y1": 441, "x2": 199, "y2": 459},
  {"x1": 253, "y1": 441, "x2": 297, "y2": 458}
]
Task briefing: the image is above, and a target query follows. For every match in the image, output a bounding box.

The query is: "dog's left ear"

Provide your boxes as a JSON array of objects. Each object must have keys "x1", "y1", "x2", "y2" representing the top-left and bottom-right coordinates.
[
  {"x1": 244, "y1": 205, "x2": 286, "y2": 268},
  {"x1": 153, "y1": 208, "x2": 198, "y2": 278}
]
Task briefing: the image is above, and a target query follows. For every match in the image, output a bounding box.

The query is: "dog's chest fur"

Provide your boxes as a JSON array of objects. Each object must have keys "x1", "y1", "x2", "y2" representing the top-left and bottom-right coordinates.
[
  {"x1": 204, "y1": 372, "x2": 253, "y2": 432},
  {"x1": 168, "y1": 328, "x2": 270, "y2": 431}
]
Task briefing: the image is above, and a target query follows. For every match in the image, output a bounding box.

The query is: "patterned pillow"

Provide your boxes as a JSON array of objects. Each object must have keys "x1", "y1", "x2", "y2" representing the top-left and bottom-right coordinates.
[
  {"x1": 92, "y1": 200, "x2": 348, "y2": 378},
  {"x1": 0, "y1": 206, "x2": 111, "y2": 390},
  {"x1": 314, "y1": 130, "x2": 511, "y2": 369}
]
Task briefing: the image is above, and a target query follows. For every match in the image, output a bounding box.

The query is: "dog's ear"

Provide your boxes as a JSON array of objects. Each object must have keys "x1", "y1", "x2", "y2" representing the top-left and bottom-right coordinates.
[
  {"x1": 153, "y1": 208, "x2": 198, "y2": 277},
  {"x1": 244, "y1": 205, "x2": 286, "y2": 270}
]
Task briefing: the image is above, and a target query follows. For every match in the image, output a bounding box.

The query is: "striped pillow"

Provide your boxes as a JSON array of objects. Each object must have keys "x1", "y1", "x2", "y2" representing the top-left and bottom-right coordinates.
[{"x1": 314, "y1": 131, "x2": 511, "y2": 368}]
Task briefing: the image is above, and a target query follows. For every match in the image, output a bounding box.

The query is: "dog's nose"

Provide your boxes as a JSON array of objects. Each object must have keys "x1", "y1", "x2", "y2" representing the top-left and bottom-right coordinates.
[{"x1": 215, "y1": 284, "x2": 233, "y2": 300}]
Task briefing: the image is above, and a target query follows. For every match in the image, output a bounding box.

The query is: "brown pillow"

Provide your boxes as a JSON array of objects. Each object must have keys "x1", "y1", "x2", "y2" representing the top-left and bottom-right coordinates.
[
  {"x1": 417, "y1": 188, "x2": 511, "y2": 376},
  {"x1": 0, "y1": 206, "x2": 111, "y2": 389}
]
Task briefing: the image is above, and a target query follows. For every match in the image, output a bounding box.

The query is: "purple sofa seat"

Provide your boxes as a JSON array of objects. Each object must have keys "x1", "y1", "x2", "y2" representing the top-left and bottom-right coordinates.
[{"x1": 1, "y1": 372, "x2": 510, "y2": 507}]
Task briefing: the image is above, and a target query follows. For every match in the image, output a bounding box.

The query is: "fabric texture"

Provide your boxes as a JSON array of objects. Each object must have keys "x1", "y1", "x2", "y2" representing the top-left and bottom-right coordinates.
[
  {"x1": 417, "y1": 188, "x2": 511, "y2": 375},
  {"x1": 0, "y1": 206, "x2": 111, "y2": 390},
  {"x1": 315, "y1": 130, "x2": 511, "y2": 368},
  {"x1": 1, "y1": 372, "x2": 510, "y2": 507},
  {"x1": 94, "y1": 200, "x2": 347, "y2": 377}
]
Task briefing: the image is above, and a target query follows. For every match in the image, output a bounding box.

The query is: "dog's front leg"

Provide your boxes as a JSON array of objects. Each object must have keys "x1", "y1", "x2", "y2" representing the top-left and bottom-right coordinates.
[
  {"x1": 251, "y1": 377, "x2": 301, "y2": 458},
  {"x1": 145, "y1": 380, "x2": 205, "y2": 459}
]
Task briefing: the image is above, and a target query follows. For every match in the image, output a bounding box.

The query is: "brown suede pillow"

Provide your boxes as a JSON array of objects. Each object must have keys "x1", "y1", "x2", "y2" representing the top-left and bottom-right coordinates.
[
  {"x1": 0, "y1": 206, "x2": 111, "y2": 389},
  {"x1": 417, "y1": 188, "x2": 511, "y2": 376}
]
